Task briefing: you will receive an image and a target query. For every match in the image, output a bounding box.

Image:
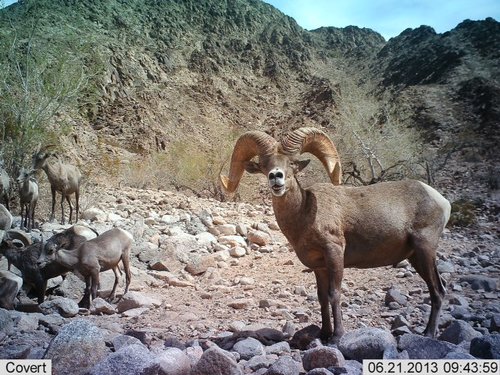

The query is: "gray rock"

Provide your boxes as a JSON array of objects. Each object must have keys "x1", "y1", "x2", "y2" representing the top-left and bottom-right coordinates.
[
  {"x1": 302, "y1": 346, "x2": 345, "y2": 371},
  {"x1": 437, "y1": 260, "x2": 455, "y2": 273},
  {"x1": 0, "y1": 308, "x2": 14, "y2": 333},
  {"x1": 244, "y1": 354, "x2": 277, "y2": 371},
  {"x1": 247, "y1": 230, "x2": 271, "y2": 246},
  {"x1": 460, "y1": 275, "x2": 497, "y2": 292},
  {"x1": 385, "y1": 287, "x2": 407, "y2": 306},
  {"x1": 157, "y1": 347, "x2": 192, "y2": 375},
  {"x1": 265, "y1": 341, "x2": 291, "y2": 355},
  {"x1": 438, "y1": 320, "x2": 482, "y2": 344},
  {"x1": 344, "y1": 360, "x2": 363, "y2": 375},
  {"x1": 264, "y1": 355, "x2": 302, "y2": 375},
  {"x1": 191, "y1": 345, "x2": 243, "y2": 375},
  {"x1": 39, "y1": 297, "x2": 79, "y2": 318},
  {"x1": 339, "y1": 327, "x2": 397, "y2": 360},
  {"x1": 185, "y1": 254, "x2": 217, "y2": 275},
  {"x1": 87, "y1": 344, "x2": 159, "y2": 375},
  {"x1": 112, "y1": 334, "x2": 145, "y2": 351},
  {"x1": 90, "y1": 297, "x2": 117, "y2": 315},
  {"x1": 233, "y1": 337, "x2": 265, "y2": 360},
  {"x1": 397, "y1": 334, "x2": 464, "y2": 359},
  {"x1": 470, "y1": 334, "x2": 500, "y2": 359},
  {"x1": 305, "y1": 369, "x2": 334, "y2": 375},
  {"x1": 117, "y1": 291, "x2": 161, "y2": 313},
  {"x1": 445, "y1": 351, "x2": 477, "y2": 359},
  {"x1": 44, "y1": 320, "x2": 110, "y2": 375}
]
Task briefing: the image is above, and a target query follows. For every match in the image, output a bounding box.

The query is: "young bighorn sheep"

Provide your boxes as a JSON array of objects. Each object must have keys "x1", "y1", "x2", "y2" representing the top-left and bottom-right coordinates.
[
  {"x1": 17, "y1": 168, "x2": 39, "y2": 232},
  {"x1": 0, "y1": 160, "x2": 10, "y2": 210},
  {"x1": 32, "y1": 145, "x2": 82, "y2": 224},
  {"x1": 38, "y1": 227, "x2": 133, "y2": 308},
  {"x1": 220, "y1": 127, "x2": 451, "y2": 341}
]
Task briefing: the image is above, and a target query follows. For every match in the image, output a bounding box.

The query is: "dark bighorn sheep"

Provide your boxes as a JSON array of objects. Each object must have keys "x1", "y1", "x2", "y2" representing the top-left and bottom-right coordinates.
[
  {"x1": 220, "y1": 127, "x2": 451, "y2": 341},
  {"x1": 38, "y1": 227, "x2": 133, "y2": 308},
  {"x1": 0, "y1": 226, "x2": 97, "y2": 304},
  {"x1": 32, "y1": 145, "x2": 82, "y2": 224},
  {"x1": 17, "y1": 168, "x2": 39, "y2": 232}
]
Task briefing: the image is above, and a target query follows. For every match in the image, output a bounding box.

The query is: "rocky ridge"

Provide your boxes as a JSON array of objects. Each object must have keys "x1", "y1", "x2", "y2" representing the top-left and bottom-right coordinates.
[{"x1": 0, "y1": 186, "x2": 498, "y2": 374}]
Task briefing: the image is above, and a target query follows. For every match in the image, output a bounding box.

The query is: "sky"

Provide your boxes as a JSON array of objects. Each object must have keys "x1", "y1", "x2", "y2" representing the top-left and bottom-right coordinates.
[
  {"x1": 2, "y1": 0, "x2": 499, "y2": 40},
  {"x1": 265, "y1": 0, "x2": 499, "y2": 40}
]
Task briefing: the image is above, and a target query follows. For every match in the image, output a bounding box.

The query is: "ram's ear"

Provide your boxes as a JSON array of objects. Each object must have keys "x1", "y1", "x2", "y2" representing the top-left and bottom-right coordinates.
[
  {"x1": 292, "y1": 159, "x2": 310, "y2": 173},
  {"x1": 244, "y1": 161, "x2": 262, "y2": 174}
]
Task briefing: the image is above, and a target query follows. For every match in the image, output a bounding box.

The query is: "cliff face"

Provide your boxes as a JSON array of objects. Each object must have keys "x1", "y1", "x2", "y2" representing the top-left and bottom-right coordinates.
[{"x1": 1, "y1": 1, "x2": 498, "y2": 180}]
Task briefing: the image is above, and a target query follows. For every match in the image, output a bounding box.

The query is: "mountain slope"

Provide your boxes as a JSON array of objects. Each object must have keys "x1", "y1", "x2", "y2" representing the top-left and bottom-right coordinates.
[{"x1": 0, "y1": 1, "x2": 498, "y2": 198}]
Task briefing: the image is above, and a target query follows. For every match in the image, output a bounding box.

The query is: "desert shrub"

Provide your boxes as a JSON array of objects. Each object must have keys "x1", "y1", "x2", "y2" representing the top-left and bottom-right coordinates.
[
  {"x1": 448, "y1": 199, "x2": 479, "y2": 227},
  {"x1": 120, "y1": 129, "x2": 239, "y2": 200},
  {"x1": 0, "y1": 0, "x2": 105, "y2": 176},
  {"x1": 331, "y1": 77, "x2": 424, "y2": 185}
]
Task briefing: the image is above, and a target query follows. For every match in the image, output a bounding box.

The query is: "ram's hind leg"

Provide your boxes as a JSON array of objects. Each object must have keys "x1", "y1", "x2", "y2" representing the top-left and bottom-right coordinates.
[{"x1": 408, "y1": 237, "x2": 446, "y2": 337}]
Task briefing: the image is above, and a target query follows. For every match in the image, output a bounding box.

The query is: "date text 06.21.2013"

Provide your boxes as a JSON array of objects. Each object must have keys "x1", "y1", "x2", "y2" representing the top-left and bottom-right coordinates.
[{"x1": 363, "y1": 359, "x2": 499, "y2": 375}]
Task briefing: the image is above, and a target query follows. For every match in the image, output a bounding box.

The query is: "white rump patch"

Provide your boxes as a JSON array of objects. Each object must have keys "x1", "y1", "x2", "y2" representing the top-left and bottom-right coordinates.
[
  {"x1": 118, "y1": 227, "x2": 134, "y2": 241},
  {"x1": 418, "y1": 181, "x2": 451, "y2": 224}
]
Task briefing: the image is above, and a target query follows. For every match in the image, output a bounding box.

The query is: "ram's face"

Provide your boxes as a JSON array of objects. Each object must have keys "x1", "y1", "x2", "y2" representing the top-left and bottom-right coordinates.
[{"x1": 245, "y1": 154, "x2": 310, "y2": 197}]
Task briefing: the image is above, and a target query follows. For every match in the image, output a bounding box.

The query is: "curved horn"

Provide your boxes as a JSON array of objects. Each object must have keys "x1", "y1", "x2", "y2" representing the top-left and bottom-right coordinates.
[
  {"x1": 280, "y1": 127, "x2": 342, "y2": 185},
  {"x1": 220, "y1": 131, "x2": 278, "y2": 193},
  {"x1": 5, "y1": 229, "x2": 32, "y2": 247}
]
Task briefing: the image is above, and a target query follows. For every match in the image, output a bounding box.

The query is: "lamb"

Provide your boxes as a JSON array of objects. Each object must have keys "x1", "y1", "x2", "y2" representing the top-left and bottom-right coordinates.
[
  {"x1": 38, "y1": 227, "x2": 133, "y2": 308},
  {"x1": 0, "y1": 270, "x2": 23, "y2": 310},
  {"x1": 0, "y1": 226, "x2": 96, "y2": 304},
  {"x1": 0, "y1": 160, "x2": 10, "y2": 211},
  {"x1": 17, "y1": 168, "x2": 39, "y2": 232},
  {"x1": 32, "y1": 145, "x2": 82, "y2": 224},
  {"x1": 220, "y1": 127, "x2": 451, "y2": 341}
]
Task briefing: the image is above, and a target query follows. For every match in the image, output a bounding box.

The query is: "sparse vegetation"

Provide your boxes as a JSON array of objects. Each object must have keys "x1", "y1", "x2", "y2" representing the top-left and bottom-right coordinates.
[{"x1": 332, "y1": 77, "x2": 424, "y2": 185}]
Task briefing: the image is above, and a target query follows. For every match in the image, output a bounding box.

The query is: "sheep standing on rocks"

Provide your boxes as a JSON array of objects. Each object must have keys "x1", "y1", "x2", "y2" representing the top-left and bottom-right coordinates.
[
  {"x1": 38, "y1": 227, "x2": 133, "y2": 308},
  {"x1": 221, "y1": 127, "x2": 451, "y2": 341},
  {"x1": 17, "y1": 168, "x2": 39, "y2": 232},
  {"x1": 32, "y1": 145, "x2": 82, "y2": 224}
]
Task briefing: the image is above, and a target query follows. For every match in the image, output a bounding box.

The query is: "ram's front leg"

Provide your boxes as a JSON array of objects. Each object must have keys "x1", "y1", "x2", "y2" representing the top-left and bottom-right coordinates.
[
  {"x1": 314, "y1": 268, "x2": 333, "y2": 341},
  {"x1": 325, "y1": 243, "x2": 346, "y2": 341}
]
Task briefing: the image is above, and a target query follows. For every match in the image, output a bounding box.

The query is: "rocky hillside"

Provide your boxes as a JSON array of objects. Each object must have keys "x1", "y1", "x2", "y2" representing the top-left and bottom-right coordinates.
[{"x1": 1, "y1": 1, "x2": 498, "y2": 198}]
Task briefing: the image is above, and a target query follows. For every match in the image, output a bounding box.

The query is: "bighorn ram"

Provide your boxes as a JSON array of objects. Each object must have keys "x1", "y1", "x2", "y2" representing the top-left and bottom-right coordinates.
[
  {"x1": 38, "y1": 227, "x2": 133, "y2": 308},
  {"x1": 17, "y1": 168, "x2": 39, "y2": 232},
  {"x1": 220, "y1": 127, "x2": 451, "y2": 340},
  {"x1": 0, "y1": 160, "x2": 10, "y2": 210},
  {"x1": 32, "y1": 145, "x2": 82, "y2": 224}
]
